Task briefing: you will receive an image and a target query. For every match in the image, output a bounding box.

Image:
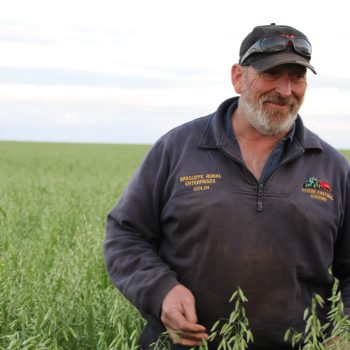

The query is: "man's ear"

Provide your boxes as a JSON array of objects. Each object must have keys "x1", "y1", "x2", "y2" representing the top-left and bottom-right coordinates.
[{"x1": 231, "y1": 64, "x2": 245, "y2": 94}]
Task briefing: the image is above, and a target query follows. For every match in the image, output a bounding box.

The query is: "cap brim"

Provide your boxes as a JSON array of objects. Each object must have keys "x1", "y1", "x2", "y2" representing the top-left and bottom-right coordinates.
[{"x1": 249, "y1": 52, "x2": 317, "y2": 74}]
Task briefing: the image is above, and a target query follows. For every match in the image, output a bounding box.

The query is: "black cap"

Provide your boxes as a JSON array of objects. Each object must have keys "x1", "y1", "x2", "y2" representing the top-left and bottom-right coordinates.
[{"x1": 239, "y1": 23, "x2": 316, "y2": 74}]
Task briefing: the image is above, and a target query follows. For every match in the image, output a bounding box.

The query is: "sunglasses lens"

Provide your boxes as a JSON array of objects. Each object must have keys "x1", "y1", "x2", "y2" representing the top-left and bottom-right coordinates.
[
  {"x1": 261, "y1": 36, "x2": 287, "y2": 51},
  {"x1": 293, "y1": 38, "x2": 312, "y2": 56},
  {"x1": 240, "y1": 35, "x2": 312, "y2": 65}
]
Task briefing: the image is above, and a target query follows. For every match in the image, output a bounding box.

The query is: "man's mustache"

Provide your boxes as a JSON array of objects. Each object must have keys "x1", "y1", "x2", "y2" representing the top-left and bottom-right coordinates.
[{"x1": 261, "y1": 93, "x2": 297, "y2": 107}]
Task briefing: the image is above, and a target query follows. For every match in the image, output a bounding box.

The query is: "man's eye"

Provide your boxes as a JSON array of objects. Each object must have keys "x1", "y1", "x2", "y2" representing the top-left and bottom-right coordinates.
[
  {"x1": 265, "y1": 68, "x2": 281, "y2": 75},
  {"x1": 290, "y1": 72, "x2": 306, "y2": 82},
  {"x1": 259, "y1": 70, "x2": 282, "y2": 80}
]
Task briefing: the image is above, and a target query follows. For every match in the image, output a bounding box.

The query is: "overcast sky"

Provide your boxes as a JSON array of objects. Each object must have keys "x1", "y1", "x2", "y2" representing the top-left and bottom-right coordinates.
[{"x1": 1, "y1": 0, "x2": 350, "y2": 148}]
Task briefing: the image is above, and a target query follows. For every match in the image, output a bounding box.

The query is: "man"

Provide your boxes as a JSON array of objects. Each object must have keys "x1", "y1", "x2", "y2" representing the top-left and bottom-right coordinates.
[{"x1": 104, "y1": 24, "x2": 350, "y2": 349}]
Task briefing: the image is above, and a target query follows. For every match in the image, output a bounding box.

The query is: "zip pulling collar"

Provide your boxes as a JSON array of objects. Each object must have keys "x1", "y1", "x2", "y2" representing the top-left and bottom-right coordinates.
[{"x1": 257, "y1": 183, "x2": 264, "y2": 212}]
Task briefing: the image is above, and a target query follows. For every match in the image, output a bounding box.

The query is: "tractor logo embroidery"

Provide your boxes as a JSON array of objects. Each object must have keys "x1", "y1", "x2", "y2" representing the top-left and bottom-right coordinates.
[{"x1": 302, "y1": 177, "x2": 333, "y2": 202}]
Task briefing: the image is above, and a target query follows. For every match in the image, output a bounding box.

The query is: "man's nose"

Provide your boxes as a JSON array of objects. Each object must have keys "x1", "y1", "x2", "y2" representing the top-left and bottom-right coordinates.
[{"x1": 275, "y1": 75, "x2": 292, "y2": 97}]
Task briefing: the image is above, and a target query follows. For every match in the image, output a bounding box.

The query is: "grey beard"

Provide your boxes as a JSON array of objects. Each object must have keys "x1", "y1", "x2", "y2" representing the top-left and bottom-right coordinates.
[{"x1": 239, "y1": 96, "x2": 299, "y2": 136}]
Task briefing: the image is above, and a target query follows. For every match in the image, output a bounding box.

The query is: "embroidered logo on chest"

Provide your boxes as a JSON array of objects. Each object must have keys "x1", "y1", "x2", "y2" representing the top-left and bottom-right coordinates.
[
  {"x1": 179, "y1": 173, "x2": 222, "y2": 191},
  {"x1": 301, "y1": 177, "x2": 334, "y2": 202}
]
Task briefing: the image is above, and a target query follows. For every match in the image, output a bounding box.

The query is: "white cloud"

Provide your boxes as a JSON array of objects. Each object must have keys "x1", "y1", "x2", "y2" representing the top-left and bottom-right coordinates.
[{"x1": 0, "y1": 0, "x2": 350, "y2": 147}]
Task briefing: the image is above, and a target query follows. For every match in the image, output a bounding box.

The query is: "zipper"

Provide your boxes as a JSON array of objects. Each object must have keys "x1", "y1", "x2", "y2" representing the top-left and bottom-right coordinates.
[
  {"x1": 255, "y1": 150, "x2": 305, "y2": 212},
  {"x1": 218, "y1": 145, "x2": 266, "y2": 212},
  {"x1": 218, "y1": 144, "x2": 305, "y2": 213},
  {"x1": 218, "y1": 145, "x2": 268, "y2": 213},
  {"x1": 257, "y1": 183, "x2": 264, "y2": 212}
]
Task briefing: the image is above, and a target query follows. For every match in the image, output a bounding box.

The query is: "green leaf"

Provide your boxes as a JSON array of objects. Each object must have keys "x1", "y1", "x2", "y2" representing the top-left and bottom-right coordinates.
[
  {"x1": 0, "y1": 206, "x2": 7, "y2": 218},
  {"x1": 284, "y1": 328, "x2": 292, "y2": 342},
  {"x1": 314, "y1": 294, "x2": 325, "y2": 307}
]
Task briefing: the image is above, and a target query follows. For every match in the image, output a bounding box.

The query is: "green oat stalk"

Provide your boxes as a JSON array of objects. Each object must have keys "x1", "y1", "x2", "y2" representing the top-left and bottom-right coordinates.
[
  {"x1": 209, "y1": 287, "x2": 253, "y2": 350},
  {"x1": 284, "y1": 289, "x2": 350, "y2": 350}
]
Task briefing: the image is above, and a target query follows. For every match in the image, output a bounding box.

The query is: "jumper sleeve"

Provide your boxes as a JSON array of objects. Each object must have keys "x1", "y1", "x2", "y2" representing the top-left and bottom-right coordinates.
[
  {"x1": 104, "y1": 139, "x2": 179, "y2": 318},
  {"x1": 333, "y1": 168, "x2": 350, "y2": 316}
]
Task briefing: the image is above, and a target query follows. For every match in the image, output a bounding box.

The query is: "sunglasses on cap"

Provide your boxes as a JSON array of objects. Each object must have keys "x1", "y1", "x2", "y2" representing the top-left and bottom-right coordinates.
[{"x1": 240, "y1": 35, "x2": 312, "y2": 65}]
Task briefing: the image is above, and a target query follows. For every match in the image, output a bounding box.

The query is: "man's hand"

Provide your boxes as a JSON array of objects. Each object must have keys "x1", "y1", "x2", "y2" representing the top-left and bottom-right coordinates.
[
  {"x1": 326, "y1": 336, "x2": 349, "y2": 349},
  {"x1": 161, "y1": 284, "x2": 209, "y2": 347}
]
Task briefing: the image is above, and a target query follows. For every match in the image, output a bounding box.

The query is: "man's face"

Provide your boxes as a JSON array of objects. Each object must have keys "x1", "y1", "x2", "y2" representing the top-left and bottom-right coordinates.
[{"x1": 238, "y1": 64, "x2": 307, "y2": 136}]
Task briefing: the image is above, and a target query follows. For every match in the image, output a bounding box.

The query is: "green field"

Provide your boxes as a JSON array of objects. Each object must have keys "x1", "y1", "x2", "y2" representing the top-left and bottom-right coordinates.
[
  {"x1": 0, "y1": 142, "x2": 150, "y2": 350},
  {"x1": 0, "y1": 142, "x2": 349, "y2": 350},
  {"x1": 338, "y1": 149, "x2": 350, "y2": 163}
]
